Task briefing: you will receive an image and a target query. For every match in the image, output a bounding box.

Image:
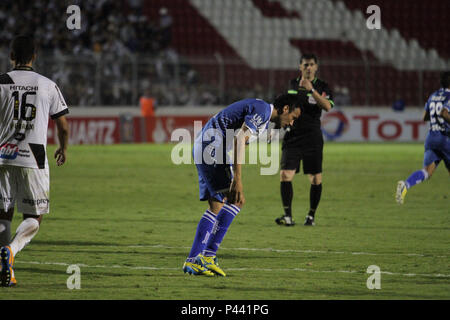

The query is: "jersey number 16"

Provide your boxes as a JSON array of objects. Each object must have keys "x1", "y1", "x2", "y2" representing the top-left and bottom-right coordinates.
[{"x1": 12, "y1": 91, "x2": 37, "y2": 121}]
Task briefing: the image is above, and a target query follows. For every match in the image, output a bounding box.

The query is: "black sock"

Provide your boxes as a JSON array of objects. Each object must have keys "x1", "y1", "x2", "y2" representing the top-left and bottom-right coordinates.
[
  {"x1": 280, "y1": 181, "x2": 293, "y2": 217},
  {"x1": 309, "y1": 184, "x2": 322, "y2": 217}
]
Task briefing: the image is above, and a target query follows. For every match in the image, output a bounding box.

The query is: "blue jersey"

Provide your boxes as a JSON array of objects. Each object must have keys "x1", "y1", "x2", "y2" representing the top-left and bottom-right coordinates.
[
  {"x1": 196, "y1": 98, "x2": 273, "y2": 160},
  {"x1": 193, "y1": 98, "x2": 273, "y2": 202},
  {"x1": 424, "y1": 88, "x2": 450, "y2": 135},
  {"x1": 203, "y1": 98, "x2": 273, "y2": 138},
  {"x1": 423, "y1": 88, "x2": 450, "y2": 169},
  {"x1": 195, "y1": 98, "x2": 272, "y2": 164}
]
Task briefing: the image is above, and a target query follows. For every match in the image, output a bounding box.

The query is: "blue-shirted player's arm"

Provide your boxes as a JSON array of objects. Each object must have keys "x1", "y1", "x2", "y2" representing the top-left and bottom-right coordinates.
[{"x1": 228, "y1": 123, "x2": 251, "y2": 207}]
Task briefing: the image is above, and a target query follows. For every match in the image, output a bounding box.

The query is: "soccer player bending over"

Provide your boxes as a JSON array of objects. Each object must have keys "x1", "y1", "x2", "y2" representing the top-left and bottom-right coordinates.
[
  {"x1": 0, "y1": 35, "x2": 69, "y2": 287},
  {"x1": 396, "y1": 71, "x2": 450, "y2": 204},
  {"x1": 183, "y1": 94, "x2": 302, "y2": 276}
]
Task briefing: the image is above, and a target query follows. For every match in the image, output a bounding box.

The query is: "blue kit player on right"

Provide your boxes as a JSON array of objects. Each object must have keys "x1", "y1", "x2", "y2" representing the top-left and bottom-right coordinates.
[{"x1": 396, "y1": 71, "x2": 450, "y2": 204}]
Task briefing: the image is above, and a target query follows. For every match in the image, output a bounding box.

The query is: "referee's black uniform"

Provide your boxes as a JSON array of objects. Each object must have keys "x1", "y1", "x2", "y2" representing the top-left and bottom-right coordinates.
[
  {"x1": 281, "y1": 77, "x2": 333, "y2": 174},
  {"x1": 278, "y1": 76, "x2": 334, "y2": 226}
]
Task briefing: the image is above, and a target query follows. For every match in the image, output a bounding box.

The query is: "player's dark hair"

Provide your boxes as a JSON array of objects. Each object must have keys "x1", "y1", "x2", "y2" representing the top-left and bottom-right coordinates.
[
  {"x1": 273, "y1": 93, "x2": 301, "y2": 115},
  {"x1": 10, "y1": 35, "x2": 36, "y2": 65},
  {"x1": 300, "y1": 53, "x2": 318, "y2": 64},
  {"x1": 440, "y1": 71, "x2": 450, "y2": 88}
]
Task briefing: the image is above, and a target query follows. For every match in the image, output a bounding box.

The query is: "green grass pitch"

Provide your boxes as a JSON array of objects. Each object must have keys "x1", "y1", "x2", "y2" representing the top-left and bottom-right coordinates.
[{"x1": 1, "y1": 143, "x2": 448, "y2": 299}]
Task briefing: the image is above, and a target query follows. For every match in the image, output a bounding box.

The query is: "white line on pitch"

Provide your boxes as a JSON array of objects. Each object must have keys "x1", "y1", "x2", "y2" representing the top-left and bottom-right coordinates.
[
  {"x1": 121, "y1": 244, "x2": 446, "y2": 258},
  {"x1": 55, "y1": 243, "x2": 447, "y2": 258},
  {"x1": 35, "y1": 243, "x2": 446, "y2": 258},
  {"x1": 16, "y1": 260, "x2": 178, "y2": 271},
  {"x1": 15, "y1": 260, "x2": 450, "y2": 278}
]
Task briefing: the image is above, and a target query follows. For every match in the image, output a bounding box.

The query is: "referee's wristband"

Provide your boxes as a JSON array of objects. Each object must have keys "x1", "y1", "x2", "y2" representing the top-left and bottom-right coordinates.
[{"x1": 310, "y1": 88, "x2": 316, "y2": 94}]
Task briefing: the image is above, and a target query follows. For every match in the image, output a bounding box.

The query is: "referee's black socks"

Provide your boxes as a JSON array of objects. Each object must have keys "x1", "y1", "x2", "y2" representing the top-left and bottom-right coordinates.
[
  {"x1": 280, "y1": 181, "x2": 293, "y2": 217},
  {"x1": 309, "y1": 184, "x2": 322, "y2": 217}
]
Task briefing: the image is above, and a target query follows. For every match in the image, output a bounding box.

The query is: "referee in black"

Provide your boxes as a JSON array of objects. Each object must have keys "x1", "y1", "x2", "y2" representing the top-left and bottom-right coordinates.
[{"x1": 275, "y1": 53, "x2": 334, "y2": 226}]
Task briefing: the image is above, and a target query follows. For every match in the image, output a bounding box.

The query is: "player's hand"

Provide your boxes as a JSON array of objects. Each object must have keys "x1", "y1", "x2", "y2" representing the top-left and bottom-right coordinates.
[
  {"x1": 299, "y1": 78, "x2": 313, "y2": 91},
  {"x1": 54, "y1": 148, "x2": 66, "y2": 166},
  {"x1": 228, "y1": 179, "x2": 245, "y2": 207}
]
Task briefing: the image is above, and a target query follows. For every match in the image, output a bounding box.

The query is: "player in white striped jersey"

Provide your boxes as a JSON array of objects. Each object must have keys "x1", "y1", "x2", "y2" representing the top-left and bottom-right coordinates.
[{"x1": 0, "y1": 35, "x2": 69, "y2": 287}]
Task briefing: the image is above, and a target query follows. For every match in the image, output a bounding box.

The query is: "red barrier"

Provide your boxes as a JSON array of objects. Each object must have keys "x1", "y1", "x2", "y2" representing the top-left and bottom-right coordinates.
[
  {"x1": 47, "y1": 108, "x2": 427, "y2": 144},
  {"x1": 47, "y1": 115, "x2": 211, "y2": 144},
  {"x1": 48, "y1": 117, "x2": 120, "y2": 145},
  {"x1": 144, "y1": 116, "x2": 210, "y2": 143}
]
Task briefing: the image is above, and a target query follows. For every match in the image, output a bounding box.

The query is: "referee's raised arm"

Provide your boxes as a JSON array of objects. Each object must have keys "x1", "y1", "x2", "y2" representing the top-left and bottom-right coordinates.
[{"x1": 299, "y1": 77, "x2": 332, "y2": 112}]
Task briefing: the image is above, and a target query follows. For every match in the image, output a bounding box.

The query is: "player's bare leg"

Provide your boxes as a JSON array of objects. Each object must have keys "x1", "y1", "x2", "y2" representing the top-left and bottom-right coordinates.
[
  {"x1": 397, "y1": 162, "x2": 436, "y2": 204},
  {"x1": 308, "y1": 173, "x2": 322, "y2": 185},
  {"x1": 208, "y1": 198, "x2": 224, "y2": 215},
  {"x1": 280, "y1": 170, "x2": 296, "y2": 182},
  {"x1": 424, "y1": 162, "x2": 437, "y2": 179},
  {"x1": 276, "y1": 169, "x2": 296, "y2": 226}
]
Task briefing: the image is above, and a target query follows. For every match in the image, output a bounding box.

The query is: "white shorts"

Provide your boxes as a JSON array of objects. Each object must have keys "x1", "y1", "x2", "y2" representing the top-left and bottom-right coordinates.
[{"x1": 0, "y1": 165, "x2": 50, "y2": 215}]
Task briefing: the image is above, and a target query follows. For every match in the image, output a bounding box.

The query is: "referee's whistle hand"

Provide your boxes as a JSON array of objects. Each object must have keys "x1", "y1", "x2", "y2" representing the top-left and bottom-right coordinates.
[{"x1": 299, "y1": 78, "x2": 313, "y2": 91}]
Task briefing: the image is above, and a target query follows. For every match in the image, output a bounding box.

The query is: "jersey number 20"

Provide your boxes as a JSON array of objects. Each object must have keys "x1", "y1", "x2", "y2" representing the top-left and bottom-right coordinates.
[{"x1": 429, "y1": 101, "x2": 444, "y2": 131}]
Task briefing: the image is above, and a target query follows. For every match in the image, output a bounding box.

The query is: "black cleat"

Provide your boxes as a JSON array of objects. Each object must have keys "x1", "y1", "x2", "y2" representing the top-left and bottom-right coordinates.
[
  {"x1": 275, "y1": 215, "x2": 295, "y2": 226},
  {"x1": 304, "y1": 215, "x2": 315, "y2": 226}
]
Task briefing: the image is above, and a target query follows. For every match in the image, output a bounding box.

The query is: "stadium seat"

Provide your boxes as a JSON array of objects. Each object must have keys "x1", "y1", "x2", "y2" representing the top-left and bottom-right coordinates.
[{"x1": 145, "y1": 0, "x2": 448, "y2": 106}]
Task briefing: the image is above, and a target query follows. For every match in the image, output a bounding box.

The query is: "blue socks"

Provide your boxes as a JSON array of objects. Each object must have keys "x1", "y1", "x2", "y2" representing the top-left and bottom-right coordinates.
[
  {"x1": 187, "y1": 204, "x2": 241, "y2": 262},
  {"x1": 186, "y1": 210, "x2": 217, "y2": 263},
  {"x1": 202, "y1": 204, "x2": 240, "y2": 257},
  {"x1": 405, "y1": 169, "x2": 429, "y2": 189}
]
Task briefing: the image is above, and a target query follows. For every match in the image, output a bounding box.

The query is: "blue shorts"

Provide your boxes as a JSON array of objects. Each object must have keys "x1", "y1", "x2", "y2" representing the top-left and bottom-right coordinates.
[
  {"x1": 423, "y1": 131, "x2": 450, "y2": 170},
  {"x1": 193, "y1": 137, "x2": 233, "y2": 202},
  {"x1": 196, "y1": 162, "x2": 233, "y2": 202}
]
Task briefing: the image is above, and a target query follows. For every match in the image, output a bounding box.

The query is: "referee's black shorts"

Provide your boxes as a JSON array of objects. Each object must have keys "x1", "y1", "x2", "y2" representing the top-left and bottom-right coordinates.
[{"x1": 280, "y1": 144, "x2": 323, "y2": 175}]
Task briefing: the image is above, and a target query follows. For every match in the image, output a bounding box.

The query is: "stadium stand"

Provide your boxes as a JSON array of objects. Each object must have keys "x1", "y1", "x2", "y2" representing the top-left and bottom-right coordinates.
[
  {"x1": 337, "y1": 0, "x2": 449, "y2": 59},
  {"x1": 187, "y1": 0, "x2": 448, "y2": 106},
  {"x1": 0, "y1": 0, "x2": 447, "y2": 107}
]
